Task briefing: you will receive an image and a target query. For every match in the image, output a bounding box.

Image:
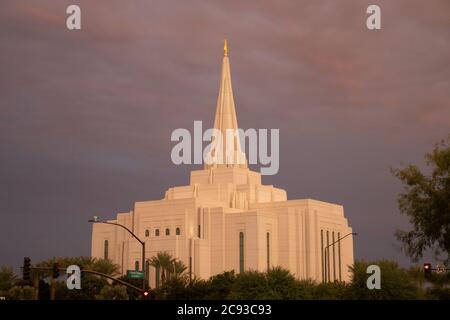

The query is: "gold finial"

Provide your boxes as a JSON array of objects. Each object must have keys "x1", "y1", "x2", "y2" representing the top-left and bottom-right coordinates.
[{"x1": 224, "y1": 39, "x2": 228, "y2": 57}]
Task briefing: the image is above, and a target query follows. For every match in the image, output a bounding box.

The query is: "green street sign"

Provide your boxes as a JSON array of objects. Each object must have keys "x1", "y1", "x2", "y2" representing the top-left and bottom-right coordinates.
[{"x1": 127, "y1": 270, "x2": 144, "y2": 279}]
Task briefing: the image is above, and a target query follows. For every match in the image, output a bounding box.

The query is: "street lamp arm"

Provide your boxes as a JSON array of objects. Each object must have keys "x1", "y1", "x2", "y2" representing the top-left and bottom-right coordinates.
[
  {"x1": 323, "y1": 231, "x2": 357, "y2": 283},
  {"x1": 97, "y1": 221, "x2": 144, "y2": 245},
  {"x1": 324, "y1": 232, "x2": 356, "y2": 251}
]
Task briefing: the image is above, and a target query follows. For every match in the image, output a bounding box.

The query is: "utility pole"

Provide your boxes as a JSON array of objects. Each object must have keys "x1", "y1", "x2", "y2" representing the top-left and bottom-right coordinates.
[{"x1": 50, "y1": 263, "x2": 60, "y2": 300}]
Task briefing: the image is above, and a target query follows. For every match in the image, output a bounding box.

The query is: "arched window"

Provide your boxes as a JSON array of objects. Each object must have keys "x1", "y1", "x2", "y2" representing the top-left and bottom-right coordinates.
[
  {"x1": 165, "y1": 228, "x2": 170, "y2": 236},
  {"x1": 145, "y1": 229, "x2": 150, "y2": 237},
  {"x1": 135, "y1": 260, "x2": 139, "y2": 271},
  {"x1": 176, "y1": 227, "x2": 181, "y2": 236},
  {"x1": 104, "y1": 240, "x2": 109, "y2": 260},
  {"x1": 155, "y1": 229, "x2": 160, "y2": 237},
  {"x1": 239, "y1": 232, "x2": 244, "y2": 273}
]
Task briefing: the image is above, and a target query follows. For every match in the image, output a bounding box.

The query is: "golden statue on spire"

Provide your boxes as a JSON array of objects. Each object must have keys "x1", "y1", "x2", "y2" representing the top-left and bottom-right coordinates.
[{"x1": 224, "y1": 39, "x2": 228, "y2": 57}]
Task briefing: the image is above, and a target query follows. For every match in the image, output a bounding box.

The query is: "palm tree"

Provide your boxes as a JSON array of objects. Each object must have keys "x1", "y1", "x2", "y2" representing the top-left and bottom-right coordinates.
[
  {"x1": 172, "y1": 260, "x2": 187, "y2": 278},
  {"x1": 148, "y1": 256, "x2": 161, "y2": 287},
  {"x1": 148, "y1": 252, "x2": 174, "y2": 285}
]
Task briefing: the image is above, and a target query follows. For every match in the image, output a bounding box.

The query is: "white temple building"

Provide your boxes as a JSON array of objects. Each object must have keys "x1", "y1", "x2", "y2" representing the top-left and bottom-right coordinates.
[{"x1": 91, "y1": 41, "x2": 354, "y2": 286}]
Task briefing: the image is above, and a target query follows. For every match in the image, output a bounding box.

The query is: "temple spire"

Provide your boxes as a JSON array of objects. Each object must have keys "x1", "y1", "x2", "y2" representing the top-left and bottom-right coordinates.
[
  {"x1": 205, "y1": 40, "x2": 247, "y2": 169},
  {"x1": 224, "y1": 39, "x2": 228, "y2": 57}
]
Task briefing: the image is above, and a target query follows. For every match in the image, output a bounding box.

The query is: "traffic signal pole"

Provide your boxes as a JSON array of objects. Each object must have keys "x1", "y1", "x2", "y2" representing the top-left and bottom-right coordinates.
[
  {"x1": 89, "y1": 218, "x2": 147, "y2": 290},
  {"x1": 50, "y1": 263, "x2": 60, "y2": 300},
  {"x1": 27, "y1": 266, "x2": 146, "y2": 295},
  {"x1": 22, "y1": 257, "x2": 31, "y2": 285},
  {"x1": 142, "y1": 241, "x2": 146, "y2": 290},
  {"x1": 50, "y1": 277, "x2": 56, "y2": 300},
  {"x1": 23, "y1": 258, "x2": 153, "y2": 300},
  {"x1": 423, "y1": 263, "x2": 449, "y2": 279}
]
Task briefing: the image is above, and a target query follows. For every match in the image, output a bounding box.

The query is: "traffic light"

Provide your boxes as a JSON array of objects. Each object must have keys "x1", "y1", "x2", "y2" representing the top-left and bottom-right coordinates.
[
  {"x1": 423, "y1": 263, "x2": 432, "y2": 279},
  {"x1": 52, "y1": 263, "x2": 60, "y2": 279},
  {"x1": 142, "y1": 290, "x2": 156, "y2": 300},
  {"x1": 436, "y1": 265, "x2": 445, "y2": 274},
  {"x1": 23, "y1": 257, "x2": 31, "y2": 282}
]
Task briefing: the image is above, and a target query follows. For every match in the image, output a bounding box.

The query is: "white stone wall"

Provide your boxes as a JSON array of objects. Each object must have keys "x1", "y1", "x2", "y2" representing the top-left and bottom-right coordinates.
[{"x1": 92, "y1": 170, "x2": 355, "y2": 287}]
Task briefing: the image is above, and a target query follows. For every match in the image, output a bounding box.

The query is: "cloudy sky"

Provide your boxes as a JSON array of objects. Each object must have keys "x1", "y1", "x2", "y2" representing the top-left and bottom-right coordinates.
[{"x1": 0, "y1": 0, "x2": 449, "y2": 269}]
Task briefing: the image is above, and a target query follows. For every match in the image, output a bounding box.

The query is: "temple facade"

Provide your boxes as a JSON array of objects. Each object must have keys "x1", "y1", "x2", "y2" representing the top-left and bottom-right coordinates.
[{"x1": 91, "y1": 41, "x2": 354, "y2": 286}]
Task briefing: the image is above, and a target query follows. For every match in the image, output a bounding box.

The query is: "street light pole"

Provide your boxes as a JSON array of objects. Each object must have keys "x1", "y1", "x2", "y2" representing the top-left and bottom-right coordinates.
[
  {"x1": 323, "y1": 232, "x2": 357, "y2": 283},
  {"x1": 89, "y1": 218, "x2": 147, "y2": 290}
]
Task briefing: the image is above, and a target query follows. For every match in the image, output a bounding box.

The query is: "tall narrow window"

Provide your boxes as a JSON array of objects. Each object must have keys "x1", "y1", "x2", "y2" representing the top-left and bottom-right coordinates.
[
  {"x1": 176, "y1": 227, "x2": 181, "y2": 236},
  {"x1": 338, "y1": 232, "x2": 342, "y2": 281},
  {"x1": 321, "y1": 230, "x2": 324, "y2": 282},
  {"x1": 332, "y1": 232, "x2": 336, "y2": 282},
  {"x1": 326, "y1": 231, "x2": 330, "y2": 282},
  {"x1": 104, "y1": 240, "x2": 109, "y2": 260},
  {"x1": 155, "y1": 229, "x2": 160, "y2": 237},
  {"x1": 165, "y1": 228, "x2": 170, "y2": 236},
  {"x1": 145, "y1": 229, "x2": 149, "y2": 237},
  {"x1": 266, "y1": 232, "x2": 270, "y2": 270},
  {"x1": 239, "y1": 232, "x2": 244, "y2": 273},
  {"x1": 197, "y1": 208, "x2": 201, "y2": 238},
  {"x1": 135, "y1": 260, "x2": 139, "y2": 271}
]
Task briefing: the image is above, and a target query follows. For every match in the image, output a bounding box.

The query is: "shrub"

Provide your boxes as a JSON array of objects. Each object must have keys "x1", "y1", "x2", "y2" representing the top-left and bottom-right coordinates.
[
  {"x1": 95, "y1": 285, "x2": 129, "y2": 300},
  {"x1": 6, "y1": 285, "x2": 36, "y2": 300}
]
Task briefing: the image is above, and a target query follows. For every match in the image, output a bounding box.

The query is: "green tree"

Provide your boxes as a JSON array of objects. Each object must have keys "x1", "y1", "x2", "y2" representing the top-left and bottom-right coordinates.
[
  {"x1": 156, "y1": 276, "x2": 189, "y2": 300},
  {"x1": 392, "y1": 138, "x2": 450, "y2": 264},
  {"x1": 425, "y1": 286, "x2": 450, "y2": 300},
  {"x1": 346, "y1": 260, "x2": 419, "y2": 300},
  {"x1": 54, "y1": 273, "x2": 108, "y2": 300},
  {"x1": 186, "y1": 277, "x2": 211, "y2": 300},
  {"x1": 206, "y1": 271, "x2": 235, "y2": 300},
  {"x1": 35, "y1": 256, "x2": 120, "y2": 300},
  {"x1": 294, "y1": 279, "x2": 317, "y2": 300},
  {"x1": 406, "y1": 265, "x2": 426, "y2": 290},
  {"x1": 36, "y1": 256, "x2": 119, "y2": 275},
  {"x1": 314, "y1": 282, "x2": 348, "y2": 300},
  {"x1": 114, "y1": 275, "x2": 143, "y2": 300},
  {"x1": 228, "y1": 270, "x2": 270, "y2": 299},
  {"x1": 265, "y1": 267, "x2": 298, "y2": 299},
  {"x1": 0, "y1": 266, "x2": 17, "y2": 292}
]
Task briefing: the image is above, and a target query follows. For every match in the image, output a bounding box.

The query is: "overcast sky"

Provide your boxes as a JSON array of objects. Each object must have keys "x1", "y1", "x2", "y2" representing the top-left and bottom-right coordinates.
[{"x1": 0, "y1": 0, "x2": 449, "y2": 270}]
